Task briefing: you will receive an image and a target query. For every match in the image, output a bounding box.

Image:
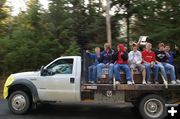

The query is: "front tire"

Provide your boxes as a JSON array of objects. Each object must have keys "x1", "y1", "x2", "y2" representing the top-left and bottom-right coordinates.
[
  {"x1": 8, "y1": 91, "x2": 31, "y2": 114},
  {"x1": 139, "y1": 94, "x2": 167, "y2": 119}
]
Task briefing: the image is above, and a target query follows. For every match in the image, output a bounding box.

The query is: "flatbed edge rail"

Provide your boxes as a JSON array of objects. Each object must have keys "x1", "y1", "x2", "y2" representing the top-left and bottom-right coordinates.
[{"x1": 81, "y1": 84, "x2": 180, "y2": 91}]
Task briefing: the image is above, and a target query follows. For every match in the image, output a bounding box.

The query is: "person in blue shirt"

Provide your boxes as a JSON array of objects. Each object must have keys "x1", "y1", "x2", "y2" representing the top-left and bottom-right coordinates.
[
  {"x1": 97, "y1": 43, "x2": 114, "y2": 82},
  {"x1": 86, "y1": 47, "x2": 100, "y2": 83},
  {"x1": 155, "y1": 43, "x2": 177, "y2": 84},
  {"x1": 164, "y1": 44, "x2": 180, "y2": 83}
]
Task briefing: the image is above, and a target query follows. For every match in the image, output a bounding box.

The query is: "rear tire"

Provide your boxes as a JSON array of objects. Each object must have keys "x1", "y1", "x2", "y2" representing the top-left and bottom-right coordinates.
[
  {"x1": 8, "y1": 90, "x2": 31, "y2": 114},
  {"x1": 139, "y1": 94, "x2": 167, "y2": 119}
]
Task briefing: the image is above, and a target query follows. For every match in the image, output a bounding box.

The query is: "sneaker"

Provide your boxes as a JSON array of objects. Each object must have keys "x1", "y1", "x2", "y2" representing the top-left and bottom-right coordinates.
[
  {"x1": 115, "y1": 81, "x2": 120, "y2": 85},
  {"x1": 171, "y1": 80, "x2": 176, "y2": 85},
  {"x1": 142, "y1": 81, "x2": 147, "y2": 85},
  {"x1": 176, "y1": 79, "x2": 180, "y2": 84},
  {"x1": 127, "y1": 81, "x2": 133, "y2": 85},
  {"x1": 147, "y1": 81, "x2": 152, "y2": 84},
  {"x1": 155, "y1": 81, "x2": 159, "y2": 84}
]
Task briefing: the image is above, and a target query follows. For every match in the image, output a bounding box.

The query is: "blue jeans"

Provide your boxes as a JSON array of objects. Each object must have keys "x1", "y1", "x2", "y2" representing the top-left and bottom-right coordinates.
[
  {"x1": 97, "y1": 63, "x2": 113, "y2": 80},
  {"x1": 157, "y1": 62, "x2": 176, "y2": 81},
  {"x1": 144, "y1": 63, "x2": 159, "y2": 81},
  {"x1": 88, "y1": 65, "x2": 97, "y2": 81},
  {"x1": 114, "y1": 64, "x2": 132, "y2": 81}
]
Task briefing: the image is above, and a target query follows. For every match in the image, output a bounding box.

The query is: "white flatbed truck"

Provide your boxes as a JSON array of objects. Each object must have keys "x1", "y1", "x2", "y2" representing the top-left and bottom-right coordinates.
[{"x1": 3, "y1": 56, "x2": 180, "y2": 119}]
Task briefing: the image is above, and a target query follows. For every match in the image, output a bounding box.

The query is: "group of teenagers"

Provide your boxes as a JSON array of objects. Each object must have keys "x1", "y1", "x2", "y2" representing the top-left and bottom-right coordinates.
[{"x1": 86, "y1": 42, "x2": 180, "y2": 85}]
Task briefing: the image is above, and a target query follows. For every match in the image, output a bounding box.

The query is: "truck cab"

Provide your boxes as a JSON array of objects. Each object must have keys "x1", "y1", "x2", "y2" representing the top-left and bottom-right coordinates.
[
  {"x1": 4, "y1": 56, "x2": 81, "y2": 102},
  {"x1": 3, "y1": 56, "x2": 180, "y2": 119}
]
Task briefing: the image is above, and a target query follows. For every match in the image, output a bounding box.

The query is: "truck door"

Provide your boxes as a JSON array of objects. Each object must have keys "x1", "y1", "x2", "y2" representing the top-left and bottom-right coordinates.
[{"x1": 36, "y1": 58, "x2": 78, "y2": 102}]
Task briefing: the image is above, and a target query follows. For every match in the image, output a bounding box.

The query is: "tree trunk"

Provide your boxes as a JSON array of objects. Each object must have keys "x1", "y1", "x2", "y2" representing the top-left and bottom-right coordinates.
[{"x1": 106, "y1": 0, "x2": 112, "y2": 47}]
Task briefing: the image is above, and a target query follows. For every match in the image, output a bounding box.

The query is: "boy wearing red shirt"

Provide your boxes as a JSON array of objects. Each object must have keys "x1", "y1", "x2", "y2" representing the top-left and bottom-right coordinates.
[{"x1": 142, "y1": 43, "x2": 159, "y2": 84}]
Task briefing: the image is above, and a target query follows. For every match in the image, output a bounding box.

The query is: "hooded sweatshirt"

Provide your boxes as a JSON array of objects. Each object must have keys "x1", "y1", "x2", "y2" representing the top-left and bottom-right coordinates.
[{"x1": 114, "y1": 44, "x2": 128, "y2": 64}]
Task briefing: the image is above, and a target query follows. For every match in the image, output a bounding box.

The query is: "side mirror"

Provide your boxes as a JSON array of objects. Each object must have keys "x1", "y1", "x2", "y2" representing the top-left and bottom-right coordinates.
[
  {"x1": 40, "y1": 65, "x2": 55, "y2": 76},
  {"x1": 40, "y1": 65, "x2": 44, "y2": 71},
  {"x1": 40, "y1": 65, "x2": 46, "y2": 76}
]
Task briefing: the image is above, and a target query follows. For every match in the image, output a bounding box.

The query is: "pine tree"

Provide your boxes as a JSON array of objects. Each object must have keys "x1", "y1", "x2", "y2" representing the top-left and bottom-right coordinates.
[
  {"x1": 64, "y1": 41, "x2": 80, "y2": 56},
  {"x1": 0, "y1": 0, "x2": 9, "y2": 37}
]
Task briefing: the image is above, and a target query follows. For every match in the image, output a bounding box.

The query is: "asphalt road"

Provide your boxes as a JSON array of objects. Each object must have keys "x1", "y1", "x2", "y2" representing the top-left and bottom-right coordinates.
[
  {"x1": 0, "y1": 99, "x2": 179, "y2": 119},
  {"x1": 0, "y1": 99, "x2": 143, "y2": 119}
]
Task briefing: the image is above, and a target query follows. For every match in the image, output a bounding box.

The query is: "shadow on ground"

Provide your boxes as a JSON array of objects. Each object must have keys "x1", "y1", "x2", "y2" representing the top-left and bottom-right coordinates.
[{"x1": 30, "y1": 103, "x2": 142, "y2": 118}]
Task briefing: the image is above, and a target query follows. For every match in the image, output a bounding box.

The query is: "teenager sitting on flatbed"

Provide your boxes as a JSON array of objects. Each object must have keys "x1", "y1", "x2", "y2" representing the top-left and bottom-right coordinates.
[
  {"x1": 164, "y1": 44, "x2": 180, "y2": 83},
  {"x1": 113, "y1": 44, "x2": 133, "y2": 85},
  {"x1": 128, "y1": 43, "x2": 146, "y2": 84},
  {"x1": 86, "y1": 47, "x2": 100, "y2": 84},
  {"x1": 97, "y1": 43, "x2": 114, "y2": 82},
  {"x1": 142, "y1": 42, "x2": 159, "y2": 84},
  {"x1": 155, "y1": 43, "x2": 178, "y2": 85}
]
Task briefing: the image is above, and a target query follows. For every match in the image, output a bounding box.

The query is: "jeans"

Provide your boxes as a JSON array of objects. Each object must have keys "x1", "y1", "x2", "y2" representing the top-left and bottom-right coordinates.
[
  {"x1": 88, "y1": 65, "x2": 97, "y2": 81},
  {"x1": 97, "y1": 63, "x2": 114, "y2": 80},
  {"x1": 143, "y1": 63, "x2": 159, "y2": 81},
  {"x1": 157, "y1": 62, "x2": 176, "y2": 81},
  {"x1": 114, "y1": 64, "x2": 132, "y2": 81}
]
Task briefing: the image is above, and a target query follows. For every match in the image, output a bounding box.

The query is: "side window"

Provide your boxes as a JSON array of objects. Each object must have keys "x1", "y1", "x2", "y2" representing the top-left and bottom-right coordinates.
[{"x1": 47, "y1": 59, "x2": 73, "y2": 74}]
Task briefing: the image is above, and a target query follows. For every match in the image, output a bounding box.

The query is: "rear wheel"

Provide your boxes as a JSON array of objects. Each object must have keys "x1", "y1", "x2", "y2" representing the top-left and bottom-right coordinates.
[
  {"x1": 139, "y1": 94, "x2": 167, "y2": 119},
  {"x1": 8, "y1": 90, "x2": 31, "y2": 114}
]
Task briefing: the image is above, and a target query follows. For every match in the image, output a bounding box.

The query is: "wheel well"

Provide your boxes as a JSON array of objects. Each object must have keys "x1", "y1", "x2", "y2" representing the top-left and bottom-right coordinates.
[
  {"x1": 8, "y1": 84, "x2": 32, "y2": 101},
  {"x1": 132, "y1": 92, "x2": 165, "y2": 105}
]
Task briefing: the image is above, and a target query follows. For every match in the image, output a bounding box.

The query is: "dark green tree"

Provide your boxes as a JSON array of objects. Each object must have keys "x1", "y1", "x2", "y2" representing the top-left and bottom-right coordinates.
[
  {"x1": 64, "y1": 41, "x2": 80, "y2": 56},
  {"x1": 0, "y1": 0, "x2": 9, "y2": 37}
]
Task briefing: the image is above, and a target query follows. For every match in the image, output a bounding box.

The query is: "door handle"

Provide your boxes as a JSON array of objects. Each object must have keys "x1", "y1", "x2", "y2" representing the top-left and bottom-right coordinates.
[{"x1": 70, "y1": 78, "x2": 75, "y2": 83}]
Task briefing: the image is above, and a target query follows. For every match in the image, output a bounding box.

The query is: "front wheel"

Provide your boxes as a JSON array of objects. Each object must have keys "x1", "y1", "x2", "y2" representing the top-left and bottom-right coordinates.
[
  {"x1": 8, "y1": 91, "x2": 31, "y2": 114},
  {"x1": 139, "y1": 94, "x2": 167, "y2": 119}
]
